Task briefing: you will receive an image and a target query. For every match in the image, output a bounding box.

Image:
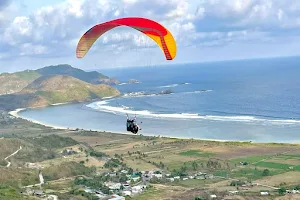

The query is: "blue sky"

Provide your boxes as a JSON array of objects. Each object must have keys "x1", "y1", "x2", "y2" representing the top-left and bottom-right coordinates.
[{"x1": 1, "y1": 0, "x2": 300, "y2": 72}]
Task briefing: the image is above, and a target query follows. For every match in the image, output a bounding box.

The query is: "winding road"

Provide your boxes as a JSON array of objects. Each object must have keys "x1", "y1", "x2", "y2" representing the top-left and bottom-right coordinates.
[{"x1": 4, "y1": 146, "x2": 22, "y2": 167}]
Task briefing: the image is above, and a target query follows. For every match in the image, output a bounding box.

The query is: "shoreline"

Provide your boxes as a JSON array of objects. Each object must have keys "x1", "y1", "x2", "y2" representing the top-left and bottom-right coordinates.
[
  {"x1": 8, "y1": 106, "x2": 248, "y2": 143},
  {"x1": 9, "y1": 104, "x2": 300, "y2": 145}
]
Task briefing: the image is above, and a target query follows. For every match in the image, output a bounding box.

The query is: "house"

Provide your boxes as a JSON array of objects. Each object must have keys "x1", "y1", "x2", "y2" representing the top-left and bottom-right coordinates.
[
  {"x1": 143, "y1": 174, "x2": 151, "y2": 182},
  {"x1": 24, "y1": 189, "x2": 34, "y2": 195},
  {"x1": 165, "y1": 173, "x2": 171, "y2": 177},
  {"x1": 121, "y1": 170, "x2": 128, "y2": 174},
  {"x1": 34, "y1": 190, "x2": 46, "y2": 198},
  {"x1": 229, "y1": 191, "x2": 239, "y2": 195},
  {"x1": 182, "y1": 178, "x2": 189, "y2": 181},
  {"x1": 61, "y1": 148, "x2": 77, "y2": 155},
  {"x1": 286, "y1": 190, "x2": 299, "y2": 194},
  {"x1": 152, "y1": 174, "x2": 163, "y2": 179},
  {"x1": 132, "y1": 176, "x2": 140, "y2": 182},
  {"x1": 110, "y1": 172, "x2": 118, "y2": 177},
  {"x1": 48, "y1": 195, "x2": 58, "y2": 200},
  {"x1": 260, "y1": 192, "x2": 269, "y2": 196},
  {"x1": 122, "y1": 183, "x2": 130, "y2": 188},
  {"x1": 189, "y1": 176, "x2": 195, "y2": 179},
  {"x1": 205, "y1": 174, "x2": 214, "y2": 179},
  {"x1": 132, "y1": 186, "x2": 143, "y2": 194},
  {"x1": 108, "y1": 194, "x2": 125, "y2": 200},
  {"x1": 210, "y1": 194, "x2": 217, "y2": 199},
  {"x1": 106, "y1": 182, "x2": 122, "y2": 190},
  {"x1": 166, "y1": 178, "x2": 174, "y2": 182},
  {"x1": 84, "y1": 188, "x2": 94, "y2": 193},
  {"x1": 196, "y1": 176, "x2": 205, "y2": 180},
  {"x1": 174, "y1": 176, "x2": 180, "y2": 180},
  {"x1": 122, "y1": 190, "x2": 132, "y2": 196}
]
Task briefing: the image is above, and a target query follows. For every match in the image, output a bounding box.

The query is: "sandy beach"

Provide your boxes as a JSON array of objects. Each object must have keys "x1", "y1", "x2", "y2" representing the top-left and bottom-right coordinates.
[
  {"x1": 8, "y1": 107, "x2": 138, "y2": 136},
  {"x1": 8, "y1": 106, "x2": 234, "y2": 143}
]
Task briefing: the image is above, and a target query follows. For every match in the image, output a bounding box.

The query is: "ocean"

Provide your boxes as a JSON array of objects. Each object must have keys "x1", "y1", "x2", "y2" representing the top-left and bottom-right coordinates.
[{"x1": 18, "y1": 56, "x2": 300, "y2": 143}]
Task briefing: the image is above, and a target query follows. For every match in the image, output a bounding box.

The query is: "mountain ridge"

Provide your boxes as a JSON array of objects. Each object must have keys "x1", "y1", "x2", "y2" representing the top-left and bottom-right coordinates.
[{"x1": 0, "y1": 64, "x2": 119, "y2": 95}]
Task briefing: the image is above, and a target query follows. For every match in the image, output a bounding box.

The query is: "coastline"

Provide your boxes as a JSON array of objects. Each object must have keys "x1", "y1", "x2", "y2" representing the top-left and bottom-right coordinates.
[{"x1": 8, "y1": 105, "x2": 240, "y2": 143}]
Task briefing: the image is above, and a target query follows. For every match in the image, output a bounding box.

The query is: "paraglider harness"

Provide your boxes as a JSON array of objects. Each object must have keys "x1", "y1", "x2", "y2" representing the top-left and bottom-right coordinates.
[{"x1": 126, "y1": 114, "x2": 140, "y2": 134}]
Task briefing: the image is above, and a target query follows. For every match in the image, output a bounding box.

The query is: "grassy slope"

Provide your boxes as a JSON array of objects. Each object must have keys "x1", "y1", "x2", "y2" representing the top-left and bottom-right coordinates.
[
  {"x1": 0, "y1": 71, "x2": 40, "y2": 95},
  {"x1": 0, "y1": 64, "x2": 116, "y2": 96},
  {"x1": 36, "y1": 64, "x2": 109, "y2": 83},
  {"x1": 21, "y1": 75, "x2": 120, "y2": 105}
]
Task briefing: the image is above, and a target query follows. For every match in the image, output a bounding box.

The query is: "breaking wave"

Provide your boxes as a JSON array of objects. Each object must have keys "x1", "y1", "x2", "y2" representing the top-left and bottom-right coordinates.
[
  {"x1": 158, "y1": 82, "x2": 191, "y2": 88},
  {"x1": 86, "y1": 100, "x2": 300, "y2": 125}
]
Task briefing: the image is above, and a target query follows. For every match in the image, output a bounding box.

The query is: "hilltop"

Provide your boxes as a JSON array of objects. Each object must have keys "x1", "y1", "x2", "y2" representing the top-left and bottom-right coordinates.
[
  {"x1": 0, "y1": 75, "x2": 120, "y2": 110},
  {"x1": 0, "y1": 64, "x2": 119, "y2": 95},
  {"x1": 21, "y1": 75, "x2": 120, "y2": 104}
]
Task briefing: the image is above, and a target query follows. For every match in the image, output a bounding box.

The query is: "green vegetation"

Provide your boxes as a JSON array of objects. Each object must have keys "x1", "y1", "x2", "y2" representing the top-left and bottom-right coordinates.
[
  {"x1": 215, "y1": 168, "x2": 282, "y2": 181},
  {"x1": 179, "y1": 150, "x2": 215, "y2": 157},
  {"x1": 0, "y1": 168, "x2": 39, "y2": 187},
  {"x1": 262, "y1": 169, "x2": 270, "y2": 176},
  {"x1": 0, "y1": 65, "x2": 120, "y2": 108},
  {"x1": 36, "y1": 64, "x2": 109, "y2": 83},
  {"x1": 14, "y1": 70, "x2": 40, "y2": 81},
  {"x1": 27, "y1": 135, "x2": 78, "y2": 149},
  {"x1": 73, "y1": 177, "x2": 110, "y2": 194},
  {"x1": 230, "y1": 155, "x2": 271, "y2": 164},
  {"x1": 254, "y1": 161, "x2": 295, "y2": 170},
  {"x1": 43, "y1": 161, "x2": 96, "y2": 181},
  {"x1": 69, "y1": 188, "x2": 99, "y2": 200},
  {"x1": 0, "y1": 185, "x2": 21, "y2": 200},
  {"x1": 278, "y1": 187, "x2": 286, "y2": 195},
  {"x1": 104, "y1": 158, "x2": 121, "y2": 168},
  {"x1": 90, "y1": 151, "x2": 107, "y2": 158},
  {"x1": 24, "y1": 75, "x2": 120, "y2": 105}
]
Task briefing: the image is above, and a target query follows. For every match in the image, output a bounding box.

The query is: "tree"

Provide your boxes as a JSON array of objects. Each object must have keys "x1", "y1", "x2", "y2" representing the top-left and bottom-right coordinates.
[
  {"x1": 278, "y1": 187, "x2": 286, "y2": 195},
  {"x1": 194, "y1": 197, "x2": 202, "y2": 200},
  {"x1": 192, "y1": 161, "x2": 198, "y2": 171},
  {"x1": 262, "y1": 169, "x2": 270, "y2": 176}
]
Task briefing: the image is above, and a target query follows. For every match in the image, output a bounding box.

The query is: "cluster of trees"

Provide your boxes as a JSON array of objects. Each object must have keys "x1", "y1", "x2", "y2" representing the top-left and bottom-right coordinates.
[
  {"x1": 230, "y1": 180, "x2": 246, "y2": 187},
  {"x1": 73, "y1": 176, "x2": 110, "y2": 194},
  {"x1": 90, "y1": 151, "x2": 107, "y2": 158},
  {"x1": 206, "y1": 160, "x2": 222, "y2": 169},
  {"x1": 104, "y1": 158, "x2": 121, "y2": 168},
  {"x1": 262, "y1": 169, "x2": 270, "y2": 176}
]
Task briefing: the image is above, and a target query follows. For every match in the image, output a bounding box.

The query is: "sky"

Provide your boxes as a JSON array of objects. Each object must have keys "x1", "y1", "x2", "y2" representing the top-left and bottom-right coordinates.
[{"x1": 1, "y1": 0, "x2": 300, "y2": 72}]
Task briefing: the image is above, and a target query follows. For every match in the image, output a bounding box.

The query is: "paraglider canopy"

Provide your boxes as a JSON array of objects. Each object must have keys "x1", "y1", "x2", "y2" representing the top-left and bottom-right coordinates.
[{"x1": 76, "y1": 17, "x2": 177, "y2": 60}]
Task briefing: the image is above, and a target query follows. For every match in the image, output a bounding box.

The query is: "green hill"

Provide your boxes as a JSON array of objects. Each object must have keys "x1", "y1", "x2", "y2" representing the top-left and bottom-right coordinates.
[
  {"x1": 20, "y1": 75, "x2": 120, "y2": 106},
  {"x1": 36, "y1": 64, "x2": 110, "y2": 83},
  {"x1": 0, "y1": 70, "x2": 40, "y2": 95},
  {"x1": 0, "y1": 75, "x2": 120, "y2": 110},
  {"x1": 0, "y1": 64, "x2": 119, "y2": 95}
]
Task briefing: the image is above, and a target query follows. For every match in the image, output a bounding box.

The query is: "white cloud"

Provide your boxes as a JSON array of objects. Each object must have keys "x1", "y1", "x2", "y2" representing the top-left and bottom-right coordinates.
[{"x1": 1, "y1": 0, "x2": 300, "y2": 70}]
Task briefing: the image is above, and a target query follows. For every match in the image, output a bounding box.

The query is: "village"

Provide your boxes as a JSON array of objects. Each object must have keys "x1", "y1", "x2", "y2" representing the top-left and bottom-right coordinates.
[{"x1": 18, "y1": 140, "x2": 300, "y2": 200}]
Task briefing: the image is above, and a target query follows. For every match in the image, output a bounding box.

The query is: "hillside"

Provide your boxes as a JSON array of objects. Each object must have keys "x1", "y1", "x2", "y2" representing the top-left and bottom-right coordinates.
[
  {"x1": 36, "y1": 64, "x2": 118, "y2": 84},
  {"x1": 0, "y1": 70, "x2": 40, "y2": 95},
  {"x1": 20, "y1": 75, "x2": 120, "y2": 105},
  {"x1": 0, "y1": 64, "x2": 119, "y2": 95}
]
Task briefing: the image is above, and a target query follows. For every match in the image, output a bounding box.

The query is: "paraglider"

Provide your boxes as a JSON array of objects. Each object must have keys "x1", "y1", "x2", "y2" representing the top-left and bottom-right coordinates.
[
  {"x1": 126, "y1": 114, "x2": 141, "y2": 134},
  {"x1": 76, "y1": 17, "x2": 177, "y2": 60},
  {"x1": 76, "y1": 17, "x2": 177, "y2": 134}
]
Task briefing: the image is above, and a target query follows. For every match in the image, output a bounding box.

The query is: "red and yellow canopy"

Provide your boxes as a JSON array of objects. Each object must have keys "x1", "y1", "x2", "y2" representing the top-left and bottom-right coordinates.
[{"x1": 76, "y1": 17, "x2": 177, "y2": 60}]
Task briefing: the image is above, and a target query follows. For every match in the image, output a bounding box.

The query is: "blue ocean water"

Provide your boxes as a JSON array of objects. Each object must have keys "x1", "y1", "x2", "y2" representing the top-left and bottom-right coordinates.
[
  {"x1": 91, "y1": 56, "x2": 300, "y2": 121},
  {"x1": 18, "y1": 57, "x2": 300, "y2": 143}
]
